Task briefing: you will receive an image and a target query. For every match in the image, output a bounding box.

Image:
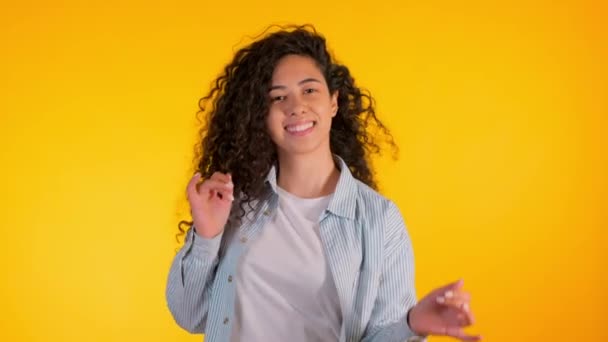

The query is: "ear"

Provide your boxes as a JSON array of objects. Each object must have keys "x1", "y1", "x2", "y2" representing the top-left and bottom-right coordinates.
[{"x1": 330, "y1": 90, "x2": 339, "y2": 118}]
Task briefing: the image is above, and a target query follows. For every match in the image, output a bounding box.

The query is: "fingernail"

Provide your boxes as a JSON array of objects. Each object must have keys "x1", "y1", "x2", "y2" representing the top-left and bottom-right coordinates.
[
  {"x1": 226, "y1": 182, "x2": 234, "y2": 188},
  {"x1": 436, "y1": 296, "x2": 445, "y2": 303},
  {"x1": 462, "y1": 302, "x2": 469, "y2": 312},
  {"x1": 444, "y1": 290, "x2": 454, "y2": 298},
  {"x1": 229, "y1": 194, "x2": 235, "y2": 201}
]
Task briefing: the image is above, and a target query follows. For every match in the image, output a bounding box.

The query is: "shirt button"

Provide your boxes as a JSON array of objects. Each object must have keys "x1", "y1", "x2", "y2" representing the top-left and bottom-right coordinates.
[
  {"x1": 223, "y1": 317, "x2": 229, "y2": 324},
  {"x1": 240, "y1": 236, "x2": 247, "y2": 243},
  {"x1": 263, "y1": 209, "x2": 270, "y2": 216},
  {"x1": 228, "y1": 275, "x2": 233, "y2": 282}
]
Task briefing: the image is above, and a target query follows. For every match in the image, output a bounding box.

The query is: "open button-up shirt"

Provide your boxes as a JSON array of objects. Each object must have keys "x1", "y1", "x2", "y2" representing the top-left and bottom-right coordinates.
[{"x1": 166, "y1": 156, "x2": 424, "y2": 342}]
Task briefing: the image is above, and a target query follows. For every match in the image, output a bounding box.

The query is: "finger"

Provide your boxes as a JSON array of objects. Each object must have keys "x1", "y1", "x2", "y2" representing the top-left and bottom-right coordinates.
[
  {"x1": 210, "y1": 171, "x2": 233, "y2": 185},
  {"x1": 443, "y1": 326, "x2": 482, "y2": 341},
  {"x1": 456, "y1": 312, "x2": 469, "y2": 326},
  {"x1": 199, "y1": 180, "x2": 234, "y2": 201},
  {"x1": 453, "y1": 329, "x2": 482, "y2": 341},
  {"x1": 454, "y1": 304, "x2": 475, "y2": 326},
  {"x1": 436, "y1": 291, "x2": 471, "y2": 306},
  {"x1": 200, "y1": 179, "x2": 234, "y2": 193},
  {"x1": 457, "y1": 334, "x2": 482, "y2": 341},
  {"x1": 210, "y1": 188, "x2": 234, "y2": 202},
  {"x1": 187, "y1": 172, "x2": 203, "y2": 198},
  {"x1": 464, "y1": 305, "x2": 476, "y2": 325},
  {"x1": 432, "y1": 279, "x2": 465, "y2": 297},
  {"x1": 213, "y1": 188, "x2": 235, "y2": 203},
  {"x1": 439, "y1": 300, "x2": 476, "y2": 326},
  {"x1": 429, "y1": 324, "x2": 463, "y2": 338},
  {"x1": 210, "y1": 173, "x2": 234, "y2": 198}
]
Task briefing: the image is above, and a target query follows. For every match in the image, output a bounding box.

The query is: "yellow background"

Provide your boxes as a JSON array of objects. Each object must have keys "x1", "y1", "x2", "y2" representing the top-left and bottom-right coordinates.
[{"x1": 1, "y1": 0, "x2": 606, "y2": 341}]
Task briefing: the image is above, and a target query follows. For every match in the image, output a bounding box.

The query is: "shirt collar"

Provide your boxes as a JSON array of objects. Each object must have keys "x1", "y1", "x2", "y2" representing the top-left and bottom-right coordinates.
[{"x1": 264, "y1": 154, "x2": 358, "y2": 220}]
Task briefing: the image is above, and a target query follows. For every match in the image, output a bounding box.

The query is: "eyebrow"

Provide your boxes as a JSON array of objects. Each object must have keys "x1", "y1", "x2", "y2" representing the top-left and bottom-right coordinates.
[{"x1": 269, "y1": 78, "x2": 322, "y2": 91}]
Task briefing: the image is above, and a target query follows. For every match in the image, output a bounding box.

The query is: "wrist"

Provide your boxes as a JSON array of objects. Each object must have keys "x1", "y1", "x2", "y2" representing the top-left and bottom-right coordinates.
[
  {"x1": 193, "y1": 224, "x2": 222, "y2": 239},
  {"x1": 407, "y1": 305, "x2": 425, "y2": 337},
  {"x1": 407, "y1": 307, "x2": 412, "y2": 327},
  {"x1": 407, "y1": 306, "x2": 415, "y2": 331}
]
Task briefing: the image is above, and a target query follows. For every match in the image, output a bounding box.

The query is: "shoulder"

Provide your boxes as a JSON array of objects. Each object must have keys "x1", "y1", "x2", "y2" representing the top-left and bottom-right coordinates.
[
  {"x1": 352, "y1": 179, "x2": 402, "y2": 222},
  {"x1": 353, "y1": 179, "x2": 410, "y2": 241}
]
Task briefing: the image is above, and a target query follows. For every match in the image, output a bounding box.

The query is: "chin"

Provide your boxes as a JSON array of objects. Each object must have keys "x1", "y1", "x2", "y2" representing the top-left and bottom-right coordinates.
[{"x1": 278, "y1": 142, "x2": 323, "y2": 157}]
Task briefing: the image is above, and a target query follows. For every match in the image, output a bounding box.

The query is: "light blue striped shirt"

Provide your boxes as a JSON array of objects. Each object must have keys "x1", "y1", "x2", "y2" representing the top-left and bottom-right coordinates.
[{"x1": 166, "y1": 156, "x2": 423, "y2": 342}]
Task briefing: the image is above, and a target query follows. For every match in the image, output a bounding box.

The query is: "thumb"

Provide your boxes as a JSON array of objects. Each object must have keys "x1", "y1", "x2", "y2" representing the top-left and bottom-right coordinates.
[{"x1": 435, "y1": 278, "x2": 464, "y2": 294}]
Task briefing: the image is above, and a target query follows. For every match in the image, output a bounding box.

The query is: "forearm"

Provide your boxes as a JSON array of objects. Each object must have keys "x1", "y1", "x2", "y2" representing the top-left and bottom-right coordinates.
[
  {"x1": 361, "y1": 307, "x2": 423, "y2": 342},
  {"x1": 361, "y1": 202, "x2": 426, "y2": 342},
  {"x1": 165, "y1": 226, "x2": 223, "y2": 333}
]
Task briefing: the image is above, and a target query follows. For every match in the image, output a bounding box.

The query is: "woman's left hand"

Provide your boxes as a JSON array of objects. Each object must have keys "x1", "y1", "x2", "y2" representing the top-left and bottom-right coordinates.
[{"x1": 408, "y1": 279, "x2": 481, "y2": 341}]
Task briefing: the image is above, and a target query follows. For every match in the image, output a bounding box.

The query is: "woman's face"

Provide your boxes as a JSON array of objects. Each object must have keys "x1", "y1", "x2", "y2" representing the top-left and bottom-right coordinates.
[{"x1": 266, "y1": 54, "x2": 338, "y2": 158}]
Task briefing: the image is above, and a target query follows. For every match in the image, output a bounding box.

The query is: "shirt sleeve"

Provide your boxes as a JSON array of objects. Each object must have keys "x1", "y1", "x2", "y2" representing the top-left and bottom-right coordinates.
[
  {"x1": 165, "y1": 225, "x2": 223, "y2": 333},
  {"x1": 361, "y1": 201, "x2": 427, "y2": 342}
]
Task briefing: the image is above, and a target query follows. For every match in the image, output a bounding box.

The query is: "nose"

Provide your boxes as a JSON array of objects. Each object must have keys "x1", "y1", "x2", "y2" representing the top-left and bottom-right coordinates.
[{"x1": 287, "y1": 94, "x2": 307, "y2": 116}]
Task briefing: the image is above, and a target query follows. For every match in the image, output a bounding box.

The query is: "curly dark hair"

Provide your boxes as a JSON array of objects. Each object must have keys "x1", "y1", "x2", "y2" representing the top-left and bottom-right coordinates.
[{"x1": 176, "y1": 24, "x2": 397, "y2": 243}]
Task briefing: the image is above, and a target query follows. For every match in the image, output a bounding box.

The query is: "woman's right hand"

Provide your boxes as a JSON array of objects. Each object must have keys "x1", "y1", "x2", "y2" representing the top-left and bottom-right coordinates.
[{"x1": 186, "y1": 171, "x2": 234, "y2": 239}]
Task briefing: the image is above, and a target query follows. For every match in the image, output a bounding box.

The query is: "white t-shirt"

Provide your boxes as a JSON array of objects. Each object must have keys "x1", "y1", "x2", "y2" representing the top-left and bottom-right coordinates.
[{"x1": 230, "y1": 186, "x2": 342, "y2": 342}]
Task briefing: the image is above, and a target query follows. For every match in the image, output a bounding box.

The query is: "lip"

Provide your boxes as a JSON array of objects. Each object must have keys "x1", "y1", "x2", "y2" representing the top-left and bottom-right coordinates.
[
  {"x1": 284, "y1": 120, "x2": 316, "y2": 136},
  {"x1": 283, "y1": 120, "x2": 316, "y2": 129}
]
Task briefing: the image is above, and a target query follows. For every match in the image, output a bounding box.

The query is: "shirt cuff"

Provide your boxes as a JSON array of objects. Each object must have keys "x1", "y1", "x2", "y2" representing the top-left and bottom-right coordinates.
[
  {"x1": 189, "y1": 225, "x2": 223, "y2": 260},
  {"x1": 405, "y1": 308, "x2": 427, "y2": 342}
]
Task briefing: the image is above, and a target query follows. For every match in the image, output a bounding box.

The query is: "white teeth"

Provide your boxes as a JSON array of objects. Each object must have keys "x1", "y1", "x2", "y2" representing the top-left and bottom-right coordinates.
[{"x1": 285, "y1": 122, "x2": 314, "y2": 133}]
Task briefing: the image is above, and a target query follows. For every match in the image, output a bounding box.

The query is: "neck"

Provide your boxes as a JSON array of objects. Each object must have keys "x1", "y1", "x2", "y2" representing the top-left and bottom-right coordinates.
[{"x1": 276, "y1": 151, "x2": 340, "y2": 198}]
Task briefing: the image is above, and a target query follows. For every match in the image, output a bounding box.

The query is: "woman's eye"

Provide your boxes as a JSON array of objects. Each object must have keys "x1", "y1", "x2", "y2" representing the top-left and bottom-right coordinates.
[
  {"x1": 271, "y1": 95, "x2": 286, "y2": 102},
  {"x1": 304, "y1": 88, "x2": 317, "y2": 94}
]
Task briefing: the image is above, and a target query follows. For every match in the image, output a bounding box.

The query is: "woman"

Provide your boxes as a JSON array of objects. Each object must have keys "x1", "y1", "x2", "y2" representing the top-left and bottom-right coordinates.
[{"x1": 166, "y1": 25, "x2": 481, "y2": 342}]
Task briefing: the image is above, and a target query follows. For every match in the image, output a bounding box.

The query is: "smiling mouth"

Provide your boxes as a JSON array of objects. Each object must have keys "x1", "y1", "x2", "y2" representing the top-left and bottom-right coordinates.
[{"x1": 284, "y1": 121, "x2": 316, "y2": 133}]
